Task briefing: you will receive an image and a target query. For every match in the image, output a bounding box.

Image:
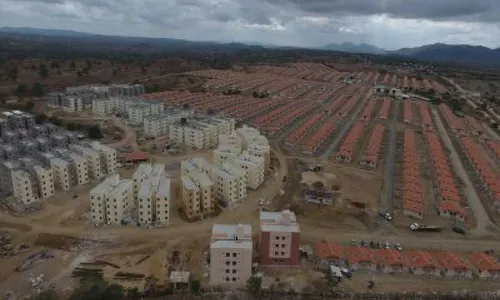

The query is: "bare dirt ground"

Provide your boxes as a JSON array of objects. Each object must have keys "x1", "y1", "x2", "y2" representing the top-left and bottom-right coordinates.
[{"x1": 3, "y1": 107, "x2": 500, "y2": 297}]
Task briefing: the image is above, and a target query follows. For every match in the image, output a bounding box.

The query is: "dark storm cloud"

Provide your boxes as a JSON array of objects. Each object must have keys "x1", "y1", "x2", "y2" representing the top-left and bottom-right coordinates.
[{"x1": 263, "y1": 0, "x2": 499, "y2": 22}]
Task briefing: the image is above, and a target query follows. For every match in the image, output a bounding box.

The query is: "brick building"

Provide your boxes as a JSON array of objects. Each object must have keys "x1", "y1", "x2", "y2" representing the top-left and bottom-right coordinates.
[{"x1": 259, "y1": 210, "x2": 300, "y2": 266}]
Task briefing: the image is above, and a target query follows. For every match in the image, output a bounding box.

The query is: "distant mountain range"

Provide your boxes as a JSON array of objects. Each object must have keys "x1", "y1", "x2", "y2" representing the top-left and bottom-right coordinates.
[
  {"x1": 2, "y1": 27, "x2": 500, "y2": 68},
  {"x1": 320, "y1": 41, "x2": 500, "y2": 68},
  {"x1": 322, "y1": 42, "x2": 386, "y2": 54}
]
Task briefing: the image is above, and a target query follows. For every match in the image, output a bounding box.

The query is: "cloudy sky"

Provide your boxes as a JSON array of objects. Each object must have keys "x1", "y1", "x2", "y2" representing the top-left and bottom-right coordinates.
[{"x1": 1, "y1": 0, "x2": 500, "y2": 50}]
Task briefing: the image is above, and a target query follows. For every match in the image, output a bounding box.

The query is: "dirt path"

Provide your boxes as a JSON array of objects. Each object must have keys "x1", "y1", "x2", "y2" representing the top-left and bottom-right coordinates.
[{"x1": 431, "y1": 107, "x2": 492, "y2": 236}]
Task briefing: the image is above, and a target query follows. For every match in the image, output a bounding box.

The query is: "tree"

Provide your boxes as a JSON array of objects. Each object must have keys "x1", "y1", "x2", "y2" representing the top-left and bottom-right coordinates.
[
  {"x1": 0, "y1": 92, "x2": 7, "y2": 104},
  {"x1": 83, "y1": 68, "x2": 89, "y2": 76},
  {"x1": 50, "y1": 60, "x2": 60, "y2": 69},
  {"x1": 66, "y1": 122, "x2": 76, "y2": 131},
  {"x1": 126, "y1": 287, "x2": 140, "y2": 300},
  {"x1": 86, "y1": 60, "x2": 92, "y2": 69},
  {"x1": 29, "y1": 288, "x2": 59, "y2": 300},
  {"x1": 190, "y1": 279, "x2": 201, "y2": 294},
  {"x1": 35, "y1": 113, "x2": 48, "y2": 124},
  {"x1": 70, "y1": 60, "x2": 76, "y2": 70},
  {"x1": 102, "y1": 284, "x2": 125, "y2": 300},
  {"x1": 246, "y1": 276, "x2": 262, "y2": 296},
  {"x1": 32, "y1": 82, "x2": 45, "y2": 97},
  {"x1": 14, "y1": 83, "x2": 28, "y2": 98},
  {"x1": 88, "y1": 124, "x2": 103, "y2": 139},
  {"x1": 112, "y1": 69, "x2": 118, "y2": 76},
  {"x1": 48, "y1": 116, "x2": 63, "y2": 127},
  {"x1": 39, "y1": 63, "x2": 49, "y2": 79},
  {"x1": 9, "y1": 66, "x2": 18, "y2": 81}
]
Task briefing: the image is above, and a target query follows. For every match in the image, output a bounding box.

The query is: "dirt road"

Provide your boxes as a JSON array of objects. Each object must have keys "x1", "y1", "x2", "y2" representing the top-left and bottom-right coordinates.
[{"x1": 431, "y1": 107, "x2": 491, "y2": 236}]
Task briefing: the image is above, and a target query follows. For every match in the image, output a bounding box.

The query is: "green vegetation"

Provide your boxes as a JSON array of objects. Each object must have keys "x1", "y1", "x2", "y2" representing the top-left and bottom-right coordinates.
[
  {"x1": 252, "y1": 90, "x2": 270, "y2": 98},
  {"x1": 246, "y1": 276, "x2": 262, "y2": 296},
  {"x1": 39, "y1": 63, "x2": 49, "y2": 79}
]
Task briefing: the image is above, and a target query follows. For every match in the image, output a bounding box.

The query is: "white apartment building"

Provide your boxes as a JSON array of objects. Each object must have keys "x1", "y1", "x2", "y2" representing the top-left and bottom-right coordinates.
[
  {"x1": 143, "y1": 109, "x2": 194, "y2": 137},
  {"x1": 209, "y1": 224, "x2": 253, "y2": 287},
  {"x1": 156, "y1": 178, "x2": 171, "y2": 225},
  {"x1": 181, "y1": 175, "x2": 200, "y2": 219},
  {"x1": 90, "y1": 174, "x2": 120, "y2": 224},
  {"x1": 132, "y1": 163, "x2": 152, "y2": 201},
  {"x1": 213, "y1": 146, "x2": 239, "y2": 167},
  {"x1": 236, "y1": 126, "x2": 270, "y2": 172},
  {"x1": 136, "y1": 164, "x2": 166, "y2": 225},
  {"x1": 105, "y1": 178, "x2": 133, "y2": 225},
  {"x1": 71, "y1": 145, "x2": 102, "y2": 179},
  {"x1": 127, "y1": 101, "x2": 164, "y2": 125},
  {"x1": 33, "y1": 165, "x2": 54, "y2": 199},
  {"x1": 213, "y1": 164, "x2": 246, "y2": 207},
  {"x1": 50, "y1": 157, "x2": 71, "y2": 191},
  {"x1": 232, "y1": 153, "x2": 265, "y2": 190},
  {"x1": 69, "y1": 153, "x2": 89, "y2": 186},
  {"x1": 62, "y1": 96, "x2": 83, "y2": 113},
  {"x1": 218, "y1": 133, "x2": 243, "y2": 151},
  {"x1": 91, "y1": 141, "x2": 117, "y2": 174},
  {"x1": 181, "y1": 171, "x2": 214, "y2": 219},
  {"x1": 169, "y1": 117, "x2": 235, "y2": 150},
  {"x1": 12, "y1": 170, "x2": 38, "y2": 204}
]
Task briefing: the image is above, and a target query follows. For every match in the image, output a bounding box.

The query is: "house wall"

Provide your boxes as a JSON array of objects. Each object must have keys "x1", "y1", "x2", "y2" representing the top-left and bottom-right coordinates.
[
  {"x1": 260, "y1": 231, "x2": 300, "y2": 266},
  {"x1": 209, "y1": 246, "x2": 252, "y2": 287}
]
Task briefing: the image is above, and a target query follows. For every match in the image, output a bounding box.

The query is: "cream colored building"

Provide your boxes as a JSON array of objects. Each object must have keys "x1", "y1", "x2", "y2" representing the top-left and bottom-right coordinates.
[
  {"x1": 90, "y1": 173, "x2": 137, "y2": 225},
  {"x1": 105, "y1": 178, "x2": 133, "y2": 225},
  {"x1": 143, "y1": 109, "x2": 194, "y2": 137},
  {"x1": 50, "y1": 157, "x2": 71, "y2": 191},
  {"x1": 181, "y1": 171, "x2": 214, "y2": 219},
  {"x1": 232, "y1": 152, "x2": 264, "y2": 189},
  {"x1": 132, "y1": 163, "x2": 152, "y2": 201},
  {"x1": 91, "y1": 141, "x2": 117, "y2": 174},
  {"x1": 33, "y1": 165, "x2": 55, "y2": 199},
  {"x1": 169, "y1": 117, "x2": 235, "y2": 149},
  {"x1": 213, "y1": 164, "x2": 246, "y2": 207},
  {"x1": 236, "y1": 126, "x2": 270, "y2": 172},
  {"x1": 209, "y1": 224, "x2": 252, "y2": 287},
  {"x1": 71, "y1": 145, "x2": 103, "y2": 179},
  {"x1": 156, "y1": 178, "x2": 171, "y2": 225},
  {"x1": 69, "y1": 153, "x2": 89, "y2": 186},
  {"x1": 90, "y1": 174, "x2": 120, "y2": 224},
  {"x1": 136, "y1": 164, "x2": 166, "y2": 225},
  {"x1": 213, "y1": 146, "x2": 239, "y2": 167},
  {"x1": 62, "y1": 96, "x2": 83, "y2": 113},
  {"x1": 12, "y1": 170, "x2": 38, "y2": 204}
]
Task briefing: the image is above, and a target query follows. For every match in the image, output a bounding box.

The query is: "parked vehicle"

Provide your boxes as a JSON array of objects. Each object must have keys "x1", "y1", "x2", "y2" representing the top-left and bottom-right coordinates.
[
  {"x1": 409, "y1": 223, "x2": 443, "y2": 232},
  {"x1": 379, "y1": 211, "x2": 393, "y2": 221}
]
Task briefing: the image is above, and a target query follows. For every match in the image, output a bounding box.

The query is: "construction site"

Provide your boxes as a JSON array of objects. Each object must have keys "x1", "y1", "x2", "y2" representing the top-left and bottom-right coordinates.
[{"x1": 2, "y1": 62, "x2": 500, "y2": 298}]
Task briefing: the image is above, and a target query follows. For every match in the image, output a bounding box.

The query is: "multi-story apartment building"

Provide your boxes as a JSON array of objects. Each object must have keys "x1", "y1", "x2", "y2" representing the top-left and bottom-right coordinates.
[
  {"x1": 50, "y1": 158, "x2": 71, "y2": 191},
  {"x1": 180, "y1": 171, "x2": 214, "y2": 220},
  {"x1": 12, "y1": 169, "x2": 38, "y2": 204},
  {"x1": 209, "y1": 224, "x2": 253, "y2": 287},
  {"x1": 62, "y1": 96, "x2": 83, "y2": 113},
  {"x1": 90, "y1": 142, "x2": 117, "y2": 174},
  {"x1": 212, "y1": 164, "x2": 246, "y2": 207},
  {"x1": 156, "y1": 178, "x2": 171, "y2": 225},
  {"x1": 143, "y1": 109, "x2": 194, "y2": 137},
  {"x1": 232, "y1": 152, "x2": 265, "y2": 189},
  {"x1": 259, "y1": 210, "x2": 300, "y2": 266},
  {"x1": 213, "y1": 146, "x2": 239, "y2": 167},
  {"x1": 69, "y1": 153, "x2": 89, "y2": 186},
  {"x1": 236, "y1": 126, "x2": 271, "y2": 172},
  {"x1": 132, "y1": 163, "x2": 152, "y2": 200},
  {"x1": 218, "y1": 133, "x2": 243, "y2": 151},
  {"x1": 71, "y1": 145, "x2": 103, "y2": 179},
  {"x1": 33, "y1": 165, "x2": 55, "y2": 199},
  {"x1": 181, "y1": 175, "x2": 200, "y2": 219},
  {"x1": 0, "y1": 161, "x2": 18, "y2": 194},
  {"x1": 169, "y1": 117, "x2": 235, "y2": 150},
  {"x1": 136, "y1": 163, "x2": 166, "y2": 225},
  {"x1": 90, "y1": 174, "x2": 119, "y2": 224},
  {"x1": 105, "y1": 178, "x2": 133, "y2": 225}
]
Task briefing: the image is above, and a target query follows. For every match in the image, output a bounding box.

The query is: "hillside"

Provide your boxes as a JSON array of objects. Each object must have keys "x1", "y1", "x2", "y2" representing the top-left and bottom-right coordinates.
[
  {"x1": 322, "y1": 42, "x2": 386, "y2": 54},
  {"x1": 392, "y1": 43, "x2": 500, "y2": 68}
]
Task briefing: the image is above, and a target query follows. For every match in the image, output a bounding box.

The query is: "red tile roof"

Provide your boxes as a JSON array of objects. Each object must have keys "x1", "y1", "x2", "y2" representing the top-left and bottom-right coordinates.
[
  {"x1": 314, "y1": 242, "x2": 347, "y2": 260},
  {"x1": 403, "y1": 251, "x2": 441, "y2": 269},
  {"x1": 126, "y1": 151, "x2": 149, "y2": 162},
  {"x1": 375, "y1": 249, "x2": 407, "y2": 267},
  {"x1": 433, "y1": 251, "x2": 472, "y2": 270},
  {"x1": 347, "y1": 246, "x2": 375, "y2": 264},
  {"x1": 468, "y1": 252, "x2": 500, "y2": 272}
]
